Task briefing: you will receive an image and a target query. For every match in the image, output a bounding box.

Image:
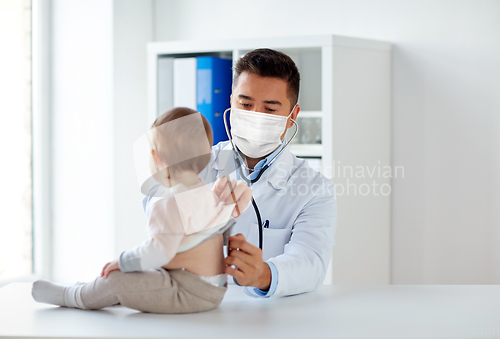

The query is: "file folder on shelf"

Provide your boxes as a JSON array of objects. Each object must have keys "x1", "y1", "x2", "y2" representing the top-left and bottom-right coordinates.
[
  {"x1": 173, "y1": 57, "x2": 197, "y2": 109},
  {"x1": 158, "y1": 57, "x2": 174, "y2": 116},
  {"x1": 196, "y1": 56, "x2": 232, "y2": 145}
]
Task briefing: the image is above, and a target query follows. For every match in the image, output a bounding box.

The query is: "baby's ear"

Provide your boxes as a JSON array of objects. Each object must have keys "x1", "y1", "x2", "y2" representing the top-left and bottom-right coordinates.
[
  {"x1": 151, "y1": 149, "x2": 158, "y2": 164},
  {"x1": 151, "y1": 150, "x2": 163, "y2": 167}
]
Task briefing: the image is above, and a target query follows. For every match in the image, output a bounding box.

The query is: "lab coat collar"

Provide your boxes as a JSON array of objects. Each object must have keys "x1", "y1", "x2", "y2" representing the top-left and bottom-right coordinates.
[{"x1": 213, "y1": 140, "x2": 296, "y2": 191}]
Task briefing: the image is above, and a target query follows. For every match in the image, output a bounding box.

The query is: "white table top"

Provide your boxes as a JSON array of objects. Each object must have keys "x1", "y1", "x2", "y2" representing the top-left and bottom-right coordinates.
[{"x1": 0, "y1": 283, "x2": 499, "y2": 339}]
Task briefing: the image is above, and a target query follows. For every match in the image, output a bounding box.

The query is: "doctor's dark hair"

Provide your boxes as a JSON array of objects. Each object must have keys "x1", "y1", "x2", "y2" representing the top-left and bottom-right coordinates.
[
  {"x1": 233, "y1": 48, "x2": 300, "y2": 107},
  {"x1": 151, "y1": 107, "x2": 213, "y2": 176}
]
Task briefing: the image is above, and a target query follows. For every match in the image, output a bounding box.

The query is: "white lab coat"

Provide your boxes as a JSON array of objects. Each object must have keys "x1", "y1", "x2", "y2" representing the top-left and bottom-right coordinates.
[{"x1": 199, "y1": 141, "x2": 337, "y2": 298}]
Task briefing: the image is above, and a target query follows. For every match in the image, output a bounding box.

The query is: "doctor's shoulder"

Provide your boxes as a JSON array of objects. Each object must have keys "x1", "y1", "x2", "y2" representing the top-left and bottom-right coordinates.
[
  {"x1": 200, "y1": 140, "x2": 235, "y2": 181},
  {"x1": 211, "y1": 140, "x2": 233, "y2": 163},
  {"x1": 212, "y1": 140, "x2": 231, "y2": 152},
  {"x1": 198, "y1": 141, "x2": 227, "y2": 183}
]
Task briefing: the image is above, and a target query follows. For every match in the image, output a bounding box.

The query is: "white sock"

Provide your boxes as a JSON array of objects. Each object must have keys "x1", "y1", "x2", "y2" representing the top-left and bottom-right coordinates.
[{"x1": 32, "y1": 280, "x2": 85, "y2": 309}]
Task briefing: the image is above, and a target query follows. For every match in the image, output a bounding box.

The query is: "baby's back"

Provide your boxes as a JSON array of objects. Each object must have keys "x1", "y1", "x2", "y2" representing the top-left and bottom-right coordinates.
[{"x1": 162, "y1": 234, "x2": 226, "y2": 276}]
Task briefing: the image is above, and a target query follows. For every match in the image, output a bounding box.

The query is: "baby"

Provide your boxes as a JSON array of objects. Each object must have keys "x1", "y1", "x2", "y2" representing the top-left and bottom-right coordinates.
[{"x1": 32, "y1": 107, "x2": 251, "y2": 313}]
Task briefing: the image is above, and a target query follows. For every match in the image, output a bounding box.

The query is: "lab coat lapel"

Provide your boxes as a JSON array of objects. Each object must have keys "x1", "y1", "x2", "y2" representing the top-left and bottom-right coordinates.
[
  {"x1": 251, "y1": 146, "x2": 294, "y2": 200},
  {"x1": 264, "y1": 147, "x2": 295, "y2": 190}
]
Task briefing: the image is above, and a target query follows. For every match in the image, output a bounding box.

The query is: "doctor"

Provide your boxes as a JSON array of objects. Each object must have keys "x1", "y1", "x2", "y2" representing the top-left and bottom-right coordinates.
[{"x1": 200, "y1": 48, "x2": 337, "y2": 298}]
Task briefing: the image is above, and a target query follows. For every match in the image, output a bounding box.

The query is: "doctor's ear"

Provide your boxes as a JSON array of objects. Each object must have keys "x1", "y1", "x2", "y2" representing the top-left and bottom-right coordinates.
[{"x1": 288, "y1": 104, "x2": 300, "y2": 128}]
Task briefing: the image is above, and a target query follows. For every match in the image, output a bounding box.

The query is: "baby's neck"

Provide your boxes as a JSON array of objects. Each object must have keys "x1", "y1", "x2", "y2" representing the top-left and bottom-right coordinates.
[{"x1": 170, "y1": 171, "x2": 200, "y2": 187}]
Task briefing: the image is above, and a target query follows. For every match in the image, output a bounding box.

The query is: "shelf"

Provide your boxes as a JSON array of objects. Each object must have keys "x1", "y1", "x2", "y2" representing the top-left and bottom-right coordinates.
[
  {"x1": 289, "y1": 144, "x2": 323, "y2": 157},
  {"x1": 298, "y1": 110, "x2": 323, "y2": 118}
]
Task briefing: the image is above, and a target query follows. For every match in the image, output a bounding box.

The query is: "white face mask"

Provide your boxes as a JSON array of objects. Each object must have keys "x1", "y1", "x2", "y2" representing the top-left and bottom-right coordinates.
[{"x1": 228, "y1": 105, "x2": 296, "y2": 158}]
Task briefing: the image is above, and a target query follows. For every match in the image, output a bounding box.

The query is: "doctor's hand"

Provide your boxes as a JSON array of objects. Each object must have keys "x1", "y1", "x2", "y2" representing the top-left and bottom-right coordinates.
[
  {"x1": 225, "y1": 233, "x2": 272, "y2": 291},
  {"x1": 212, "y1": 177, "x2": 252, "y2": 218}
]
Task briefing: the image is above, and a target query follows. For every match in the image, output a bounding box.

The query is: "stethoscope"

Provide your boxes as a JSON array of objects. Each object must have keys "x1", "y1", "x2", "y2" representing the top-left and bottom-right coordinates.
[{"x1": 222, "y1": 107, "x2": 299, "y2": 250}]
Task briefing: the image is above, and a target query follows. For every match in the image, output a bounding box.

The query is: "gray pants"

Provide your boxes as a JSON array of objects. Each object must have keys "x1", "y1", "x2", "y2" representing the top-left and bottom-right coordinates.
[{"x1": 80, "y1": 268, "x2": 227, "y2": 314}]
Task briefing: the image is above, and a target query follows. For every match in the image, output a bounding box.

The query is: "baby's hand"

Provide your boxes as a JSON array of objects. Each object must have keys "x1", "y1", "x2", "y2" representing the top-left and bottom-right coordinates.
[
  {"x1": 212, "y1": 176, "x2": 252, "y2": 218},
  {"x1": 101, "y1": 260, "x2": 120, "y2": 279}
]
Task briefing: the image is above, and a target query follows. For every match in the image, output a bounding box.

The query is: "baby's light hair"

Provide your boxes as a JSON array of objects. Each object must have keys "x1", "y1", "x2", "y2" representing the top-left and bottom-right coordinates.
[{"x1": 150, "y1": 107, "x2": 213, "y2": 178}]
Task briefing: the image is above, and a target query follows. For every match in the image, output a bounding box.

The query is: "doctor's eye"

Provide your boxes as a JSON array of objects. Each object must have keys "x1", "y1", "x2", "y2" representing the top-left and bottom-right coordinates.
[
  {"x1": 266, "y1": 108, "x2": 277, "y2": 113},
  {"x1": 240, "y1": 102, "x2": 252, "y2": 108}
]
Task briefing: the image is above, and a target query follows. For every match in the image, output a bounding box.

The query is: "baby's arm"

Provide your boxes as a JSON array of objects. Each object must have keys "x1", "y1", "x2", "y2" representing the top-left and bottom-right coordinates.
[
  {"x1": 100, "y1": 238, "x2": 169, "y2": 278},
  {"x1": 118, "y1": 238, "x2": 169, "y2": 272}
]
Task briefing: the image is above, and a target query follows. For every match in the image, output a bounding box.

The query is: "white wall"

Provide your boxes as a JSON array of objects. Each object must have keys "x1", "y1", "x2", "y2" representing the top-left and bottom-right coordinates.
[
  {"x1": 112, "y1": 1, "x2": 153, "y2": 257},
  {"x1": 51, "y1": 0, "x2": 114, "y2": 282},
  {"x1": 50, "y1": 0, "x2": 155, "y2": 282},
  {"x1": 152, "y1": 0, "x2": 500, "y2": 284}
]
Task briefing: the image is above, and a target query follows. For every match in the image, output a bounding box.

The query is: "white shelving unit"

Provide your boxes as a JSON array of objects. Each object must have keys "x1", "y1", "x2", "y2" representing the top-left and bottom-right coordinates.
[{"x1": 147, "y1": 35, "x2": 392, "y2": 284}]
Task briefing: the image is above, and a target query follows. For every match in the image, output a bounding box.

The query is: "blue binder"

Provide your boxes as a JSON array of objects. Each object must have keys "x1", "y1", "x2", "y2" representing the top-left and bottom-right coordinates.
[{"x1": 196, "y1": 56, "x2": 232, "y2": 145}]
